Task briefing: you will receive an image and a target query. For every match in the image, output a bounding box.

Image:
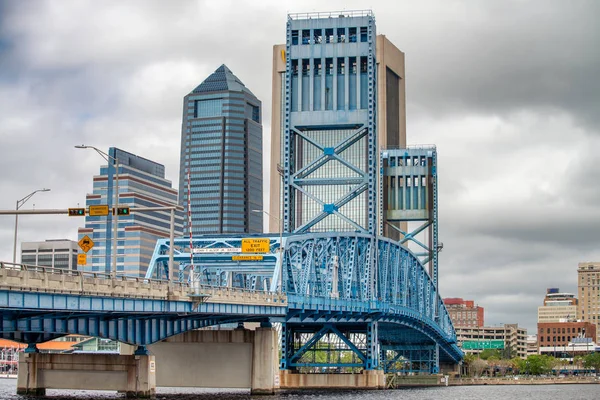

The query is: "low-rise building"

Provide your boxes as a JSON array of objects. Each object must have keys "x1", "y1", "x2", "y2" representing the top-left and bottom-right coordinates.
[
  {"x1": 443, "y1": 298, "x2": 484, "y2": 328},
  {"x1": 526, "y1": 334, "x2": 538, "y2": 356},
  {"x1": 20, "y1": 239, "x2": 79, "y2": 271},
  {"x1": 456, "y1": 324, "x2": 528, "y2": 359},
  {"x1": 537, "y1": 321, "x2": 596, "y2": 348}
]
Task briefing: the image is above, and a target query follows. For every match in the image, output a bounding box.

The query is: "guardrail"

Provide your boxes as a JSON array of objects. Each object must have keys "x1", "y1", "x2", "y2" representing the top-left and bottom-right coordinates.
[{"x1": 0, "y1": 262, "x2": 287, "y2": 307}]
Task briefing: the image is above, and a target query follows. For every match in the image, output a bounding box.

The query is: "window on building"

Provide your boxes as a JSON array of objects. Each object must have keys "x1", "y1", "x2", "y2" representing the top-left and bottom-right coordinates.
[
  {"x1": 314, "y1": 29, "x2": 322, "y2": 44},
  {"x1": 302, "y1": 29, "x2": 310, "y2": 45},
  {"x1": 325, "y1": 28, "x2": 334, "y2": 43},
  {"x1": 194, "y1": 99, "x2": 223, "y2": 118},
  {"x1": 337, "y1": 58, "x2": 345, "y2": 74},
  {"x1": 337, "y1": 28, "x2": 345, "y2": 43},
  {"x1": 360, "y1": 26, "x2": 368, "y2": 42},
  {"x1": 349, "y1": 27, "x2": 357, "y2": 43},
  {"x1": 291, "y1": 30, "x2": 299, "y2": 45}
]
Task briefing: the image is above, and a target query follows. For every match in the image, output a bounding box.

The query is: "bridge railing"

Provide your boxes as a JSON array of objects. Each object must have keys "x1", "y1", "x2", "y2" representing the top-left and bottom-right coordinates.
[{"x1": 0, "y1": 262, "x2": 287, "y2": 306}]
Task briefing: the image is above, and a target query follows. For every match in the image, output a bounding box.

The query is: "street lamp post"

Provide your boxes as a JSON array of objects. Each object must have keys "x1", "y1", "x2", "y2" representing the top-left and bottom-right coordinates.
[
  {"x1": 75, "y1": 145, "x2": 119, "y2": 278},
  {"x1": 12, "y1": 188, "x2": 51, "y2": 264},
  {"x1": 252, "y1": 209, "x2": 283, "y2": 291}
]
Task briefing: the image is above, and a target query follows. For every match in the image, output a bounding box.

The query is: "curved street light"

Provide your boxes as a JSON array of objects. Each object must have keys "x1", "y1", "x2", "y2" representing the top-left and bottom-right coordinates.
[{"x1": 13, "y1": 188, "x2": 51, "y2": 264}]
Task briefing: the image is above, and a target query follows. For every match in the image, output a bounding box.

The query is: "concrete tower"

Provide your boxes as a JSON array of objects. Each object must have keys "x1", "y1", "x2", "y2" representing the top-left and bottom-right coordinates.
[{"x1": 269, "y1": 11, "x2": 406, "y2": 236}]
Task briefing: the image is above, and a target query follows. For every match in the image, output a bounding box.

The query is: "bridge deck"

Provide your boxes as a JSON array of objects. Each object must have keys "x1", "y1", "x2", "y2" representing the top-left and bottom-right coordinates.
[{"x1": 0, "y1": 263, "x2": 287, "y2": 307}]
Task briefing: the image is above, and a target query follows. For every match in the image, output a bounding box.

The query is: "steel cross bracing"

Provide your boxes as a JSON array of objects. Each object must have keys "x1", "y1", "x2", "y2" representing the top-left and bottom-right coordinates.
[
  {"x1": 145, "y1": 235, "x2": 284, "y2": 292},
  {"x1": 282, "y1": 14, "x2": 378, "y2": 236},
  {"x1": 380, "y1": 147, "x2": 439, "y2": 300},
  {"x1": 279, "y1": 232, "x2": 461, "y2": 369}
]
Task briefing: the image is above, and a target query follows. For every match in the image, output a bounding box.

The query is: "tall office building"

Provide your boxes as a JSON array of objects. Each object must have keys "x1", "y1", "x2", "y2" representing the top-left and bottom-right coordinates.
[
  {"x1": 20, "y1": 239, "x2": 79, "y2": 271},
  {"x1": 537, "y1": 287, "x2": 578, "y2": 323},
  {"x1": 578, "y1": 262, "x2": 600, "y2": 343},
  {"x1": 179, "y1": 65, "x2": 263, "y2": 235},
  {"x1": 78, "y1": 148, "x2": 183, "y2": 277},
  {"x1": 269, "y1": 11, "x2": 406, "y2": 235}
]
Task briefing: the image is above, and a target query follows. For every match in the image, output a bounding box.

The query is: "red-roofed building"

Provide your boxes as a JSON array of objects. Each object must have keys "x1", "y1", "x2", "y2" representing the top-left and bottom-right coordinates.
[{"x1": 443, "y1": 298, "x2": 484, "y2": 328}]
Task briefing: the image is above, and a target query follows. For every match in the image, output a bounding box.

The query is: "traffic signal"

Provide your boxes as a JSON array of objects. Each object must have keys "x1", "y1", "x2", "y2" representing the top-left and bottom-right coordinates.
[
  {"x1": 68, "y1": 208, "x2": 86, "y2": 217},
  {"x1": 116, "y1": 207, "x2": 130, "y2": 216}
]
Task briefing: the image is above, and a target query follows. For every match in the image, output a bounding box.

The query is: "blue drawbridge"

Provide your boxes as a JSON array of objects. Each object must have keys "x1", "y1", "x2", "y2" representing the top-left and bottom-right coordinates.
[{"x1": 145, "y1": 231, "x2": 461, "y2": 373}]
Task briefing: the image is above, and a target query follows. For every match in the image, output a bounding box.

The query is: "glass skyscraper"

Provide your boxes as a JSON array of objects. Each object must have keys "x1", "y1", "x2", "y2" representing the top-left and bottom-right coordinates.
[
  {"x1": 78, "y1": 148, "x2": 183, "y2": 277},
  {"x1": 179, "y1": 65, "x2": 263, "y2": 235}
]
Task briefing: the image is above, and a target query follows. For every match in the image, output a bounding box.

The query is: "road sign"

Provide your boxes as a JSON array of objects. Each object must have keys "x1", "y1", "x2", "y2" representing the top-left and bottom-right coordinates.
[
  {"x1": 77, "y1": 253, "x2": 87, "y2": 265},
  {"x1": 193, "y1": 247, "x2": 241, "y2": 253},
  {"x1": 78, "y1": 235, "x2": 94, "y2": 253},
  {"x1": 241, "y1": 238, "x2": 270, "y2": 253},
  {"x1": 462, "y1": 340, "x2": 505, "y2": 350},
  {"x1": 232, "y1": 255, "x2": 264, "y2": 261},
  {"x1": 89, "y1": 205, "x2": 109, "y2": 216}
]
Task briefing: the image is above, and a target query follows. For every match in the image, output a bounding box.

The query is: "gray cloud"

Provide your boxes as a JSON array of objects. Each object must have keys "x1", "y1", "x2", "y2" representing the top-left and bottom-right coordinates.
[{"x1": 1, "y1": 0, "x2": 599, "y2": 334}]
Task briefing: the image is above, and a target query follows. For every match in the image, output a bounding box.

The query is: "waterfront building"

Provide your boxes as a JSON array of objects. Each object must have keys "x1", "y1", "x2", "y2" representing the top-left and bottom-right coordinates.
[
  {"x1": 20, "y1": 239, "x2": 79, "y2": 271},
  {"x1": 526, "y1": 335, "x2": 538, "y2": 356},
  {"x1": 537, "y1": 321, "x2": 596, "y2": 348},
  {"x1": 443, "y1": 298, "x2": 484, "y2": 328},
  {"x1": 78, "y1": 148, "x2": 183, "y2": 277},
  {"x1": 578, "y1": 262, "x2": 600, "y2": 343},
  {"x1": 537, "y1": 287, "x2": 578, "y2": 323},
  {"x1": 538, "y1": 337, "x2": 598, "y2": 359},
  {"x1": 456, "y1": 324, "x2": 528, "y2": 359},
  {"x1": 179, "y1": 65, "x2": 263, "y2": 235},
  {"x1": 269, "y1": 11, "x2": 406, "y2": 237}
]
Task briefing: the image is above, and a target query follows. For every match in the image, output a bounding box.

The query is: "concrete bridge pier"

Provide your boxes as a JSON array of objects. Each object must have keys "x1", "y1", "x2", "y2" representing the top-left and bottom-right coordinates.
[
  {"x1": 146, "y1": 327, "x2": 279, "y2": 394},
  {"x1": 17, "y1": 352, "x2": 156, "y2": 398}
]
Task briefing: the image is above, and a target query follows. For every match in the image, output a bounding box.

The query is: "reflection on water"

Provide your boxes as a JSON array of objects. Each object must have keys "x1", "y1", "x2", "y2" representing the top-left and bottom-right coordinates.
[{"x1": 0, "y1": 378, "x2": 599, "y2": 399}]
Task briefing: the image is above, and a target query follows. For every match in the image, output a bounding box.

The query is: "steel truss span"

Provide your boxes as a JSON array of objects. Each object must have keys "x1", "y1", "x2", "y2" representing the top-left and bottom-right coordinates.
[
  {"x1": 0, "y1": 232, "x2": 461, "y2": 372},
  {"x1": 146, "y1": 232, "x2": 462, "y2": 370},
  {"x1": 281, "y1": 232, "x2": 462, "y2": 372}
]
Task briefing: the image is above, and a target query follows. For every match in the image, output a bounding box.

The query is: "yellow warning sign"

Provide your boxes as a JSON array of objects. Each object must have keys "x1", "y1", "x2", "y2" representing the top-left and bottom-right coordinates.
[
  {"x1": 232, "y1": 255, "x2": 264, "y2": 261},
  {"x1": 77, "y1": 253, "x2": 87, "y2": 265},
  {"x1": 78, "y1": 235, "x2": 94, "y2": 253},
  {"x1": 241, "y1": 238, "x2": 270, "y2": 253},
  {"x1": 89, "y1": 205, "x2": 109, "y2": 216}
]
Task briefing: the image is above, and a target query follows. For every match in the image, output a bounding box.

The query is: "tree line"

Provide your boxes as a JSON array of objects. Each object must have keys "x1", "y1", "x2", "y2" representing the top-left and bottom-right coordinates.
[{"x1": 463, "y1": 350, "x2": 600, "y2": 377}]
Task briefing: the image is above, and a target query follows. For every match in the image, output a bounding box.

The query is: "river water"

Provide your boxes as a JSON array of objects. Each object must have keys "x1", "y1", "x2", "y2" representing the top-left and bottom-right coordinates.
[{"x1": 0, "y1": 379, "x2": 598, "y2": 399}]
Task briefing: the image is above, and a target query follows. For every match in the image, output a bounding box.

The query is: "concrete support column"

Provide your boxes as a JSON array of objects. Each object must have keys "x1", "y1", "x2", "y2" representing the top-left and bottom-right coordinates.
[
  {"x1": 17, "y1": 353, "x2": 156, "y2": 398},
  {"x1": 17, "y1": 353, "x2": 44, "y2": 396},
  {"x1": 128, "y1": 355, "x2": 156, "y2": 398},
  {"x1": 251, "y1": 327, "x2": 278, "y2": 395}
]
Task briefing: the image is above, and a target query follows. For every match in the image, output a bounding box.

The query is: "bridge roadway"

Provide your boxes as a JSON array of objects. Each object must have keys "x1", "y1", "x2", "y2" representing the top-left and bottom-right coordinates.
[{"x1": 0, "y1": 262, "x2": 286, "y2": 346}]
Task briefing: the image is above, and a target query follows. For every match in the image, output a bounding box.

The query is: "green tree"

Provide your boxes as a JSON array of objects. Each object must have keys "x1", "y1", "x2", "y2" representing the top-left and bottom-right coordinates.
[
  {"x1": 524, "y1": 355, "x2": 554, "y2": 375},
  {"x1": 511, "y1": 357, "x2": 525, "y2": 374},
  {"x1": 480, "y1": 349, "x2": 502, "y2": 360},
  {"x1": 583, "y1": 352, "x2": 600, "y2": 376}
]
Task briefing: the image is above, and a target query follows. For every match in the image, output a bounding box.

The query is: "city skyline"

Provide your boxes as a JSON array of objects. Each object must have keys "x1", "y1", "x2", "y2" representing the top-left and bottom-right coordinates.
[{"x1": 1, "y1": 0, "x2": 599, "y2": 333}]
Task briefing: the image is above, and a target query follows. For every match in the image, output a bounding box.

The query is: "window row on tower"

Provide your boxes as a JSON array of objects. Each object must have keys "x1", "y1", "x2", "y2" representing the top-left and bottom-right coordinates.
[
  {"x1": 290, "y1": 57, "x2": 371, "y2": 112},
  {"x1": 291, "y1": 27, "x2": 369, "y2": 45}
]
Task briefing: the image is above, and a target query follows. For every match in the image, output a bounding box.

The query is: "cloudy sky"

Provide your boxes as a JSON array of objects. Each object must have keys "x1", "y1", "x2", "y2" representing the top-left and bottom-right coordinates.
[{"x1": 1, "y1": 0, "x2": 599, "y2": 333}]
